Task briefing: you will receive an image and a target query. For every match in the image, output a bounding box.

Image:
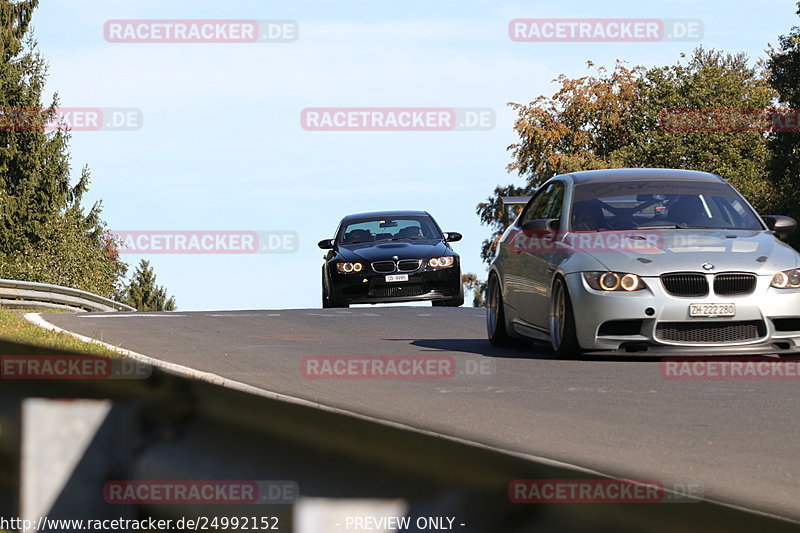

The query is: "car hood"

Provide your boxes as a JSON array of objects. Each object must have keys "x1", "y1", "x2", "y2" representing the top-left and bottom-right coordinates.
[
  {"x1": 566, "y1": 229, "x2": 799, "y2": 276},
  {"x1": 337, "y1": 240, "x2": 451, "y2": 262}
]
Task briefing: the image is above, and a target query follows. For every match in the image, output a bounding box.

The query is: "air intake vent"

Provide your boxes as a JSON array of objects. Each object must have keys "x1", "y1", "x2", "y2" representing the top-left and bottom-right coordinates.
[
  {"x1": 655, "y1": 321, "x2": 765, "y2": 343},
  {"x1": 368, "y1": 284, "x2": 426, "y2": 299}
]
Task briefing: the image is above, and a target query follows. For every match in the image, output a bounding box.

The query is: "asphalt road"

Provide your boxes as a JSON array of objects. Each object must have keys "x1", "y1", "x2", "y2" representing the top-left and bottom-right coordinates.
[{"x1": 41, "y1": 307, "x2": 800, "y2": 522}]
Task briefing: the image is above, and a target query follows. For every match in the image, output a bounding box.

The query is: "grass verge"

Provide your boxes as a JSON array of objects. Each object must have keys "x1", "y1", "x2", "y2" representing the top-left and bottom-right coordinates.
[{"x1": 0, "y1": 308, "x2": 120, "y2": 357}]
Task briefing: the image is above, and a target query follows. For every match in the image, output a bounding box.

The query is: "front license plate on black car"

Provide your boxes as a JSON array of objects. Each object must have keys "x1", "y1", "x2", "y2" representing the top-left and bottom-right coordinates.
[
  {"x1": 385, "y1": 274, "x2": 408, "y2": 282},
  {"x1": 689, "y1": 303, "x2": 735, "y2": 317}
]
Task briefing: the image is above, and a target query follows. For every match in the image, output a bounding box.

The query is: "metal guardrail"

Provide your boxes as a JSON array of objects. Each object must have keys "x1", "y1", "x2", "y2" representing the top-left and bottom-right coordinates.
[{"x1": 0, "y1": 278, "x2": 135, "y2": 312}]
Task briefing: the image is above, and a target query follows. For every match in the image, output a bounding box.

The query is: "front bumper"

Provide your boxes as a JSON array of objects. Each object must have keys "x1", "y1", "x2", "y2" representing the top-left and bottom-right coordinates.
[
  {"x1": 329, "y1": 264, "x2": 462, "y2": 305},
  {"x1": 566, "y1": 272, "x2": 800, "y2": 355}
]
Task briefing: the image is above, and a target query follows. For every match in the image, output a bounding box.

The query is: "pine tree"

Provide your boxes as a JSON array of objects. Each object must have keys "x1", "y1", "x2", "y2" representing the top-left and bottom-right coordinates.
[
  {"x1": 120, "y1": 259, "x2": 176, "y2": 312},
  {"x1": 0, "y1": 0, "x2": 127, "y2": 296}
]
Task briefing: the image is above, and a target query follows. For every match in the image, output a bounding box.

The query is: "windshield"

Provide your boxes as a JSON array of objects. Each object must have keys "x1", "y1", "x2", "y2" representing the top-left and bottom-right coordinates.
[
  {"x1": 338, "y1": 215, "x2": 443, "y2": 244},
  {"x1": 570, "y1": 180, "x2": 764, "y2": 231}
]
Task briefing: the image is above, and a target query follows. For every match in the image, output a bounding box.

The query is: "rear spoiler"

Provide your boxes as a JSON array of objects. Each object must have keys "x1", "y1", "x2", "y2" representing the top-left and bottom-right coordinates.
[{"x1": 500, "y1": 196, "x2": 532, "y2": 207}]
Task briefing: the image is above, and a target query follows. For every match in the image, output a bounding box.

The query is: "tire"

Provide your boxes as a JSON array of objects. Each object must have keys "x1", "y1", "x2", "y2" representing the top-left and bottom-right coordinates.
[
  {"x1": 550, "y1": 276, "x2": 580, "y2": 357},
  {"x1": 486, "y1": 273, "x2": 511, "y2": 346},
  {"x1": 322, "y1": 268, "x2": 348, "y2": 308}
]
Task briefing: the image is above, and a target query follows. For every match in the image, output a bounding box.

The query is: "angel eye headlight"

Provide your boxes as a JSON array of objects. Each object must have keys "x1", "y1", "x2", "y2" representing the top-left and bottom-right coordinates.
[
  {"x1": 428, "y1": 256, "x2": 454, "y2": 268},
  {"x1": 600, "y1": 272, "x2": 620, "y2": 291},
  {"x1": 336, "y1": 262, "x2": 363, "y2": 273},
  {"x1": 584, "y1": 272, "x2": 645, "y2": 292},
  {"x1": 772, "y1": 269, "x2": 800, "y2": 288},
  {"x1": 772, "y1": 271, "x2": 788, "y2": 288},
  {"x1": 620, "y1": 273, "x2": 641, "y2": 291}
]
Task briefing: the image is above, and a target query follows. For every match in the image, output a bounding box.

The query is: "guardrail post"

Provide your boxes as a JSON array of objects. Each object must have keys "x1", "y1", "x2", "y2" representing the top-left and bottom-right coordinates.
[{"x1": 20, "y1": 399, "x2": 138, "y2": 521}]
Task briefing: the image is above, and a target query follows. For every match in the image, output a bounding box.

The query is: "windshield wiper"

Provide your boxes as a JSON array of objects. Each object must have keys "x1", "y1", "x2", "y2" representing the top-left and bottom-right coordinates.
[
  {"x1": 636, "y1": 224, "x2": 727, "y2": 230},
  {"x1": 635, "y1": 224, "x2": 682, "y2": 229}
]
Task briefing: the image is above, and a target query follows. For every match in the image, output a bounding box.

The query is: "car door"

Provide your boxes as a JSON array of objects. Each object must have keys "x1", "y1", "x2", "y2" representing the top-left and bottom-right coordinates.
[
  {"x1": 514, "y1": 182, "x2": 565, "y2": 328},
  {"x1": 500, "y1": 187, "x2": 550, "y2": 314}
]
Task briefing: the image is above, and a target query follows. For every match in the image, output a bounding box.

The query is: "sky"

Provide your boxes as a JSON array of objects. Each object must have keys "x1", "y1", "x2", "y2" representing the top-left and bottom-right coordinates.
[{"x1": 27, "y1": 0, "x2": 799, "y2": 310}]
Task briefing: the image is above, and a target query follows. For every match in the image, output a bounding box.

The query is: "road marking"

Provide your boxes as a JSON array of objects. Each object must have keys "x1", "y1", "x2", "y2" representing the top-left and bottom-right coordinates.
[
  {"x1": 77, "y1": 314, "x2": 187, "y2": 318},
  {"x1": 306, "y1": 312, "x2": 384, "y2": 317},
  {"x1": 206, "y1": 313, "x2": 279, "y2": 317}
]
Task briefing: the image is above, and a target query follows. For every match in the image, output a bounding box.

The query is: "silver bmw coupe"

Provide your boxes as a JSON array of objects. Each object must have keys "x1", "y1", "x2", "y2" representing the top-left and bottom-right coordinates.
[{"x1": 487, "y1": 168, "x2": 800, "y2": 356}]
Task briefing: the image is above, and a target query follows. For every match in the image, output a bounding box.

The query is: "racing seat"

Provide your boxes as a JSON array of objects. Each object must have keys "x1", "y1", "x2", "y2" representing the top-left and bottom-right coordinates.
[
  {"x1": 397, "y1": 226, "x2": 422, "y2": 238},
  {"x1": 571, "y1": 200, "x2": 608, "y2": 231},
  {"x1": 668, "y1": 196, "x2": 712, "y2": 226},
  {"x1": 344, "y1": 229, "x2": 373, "y2": 243}
]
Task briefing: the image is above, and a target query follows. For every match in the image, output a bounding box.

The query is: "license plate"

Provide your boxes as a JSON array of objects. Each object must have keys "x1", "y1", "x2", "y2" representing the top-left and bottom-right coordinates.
[
  {"x1": 689, "y1": 303, "x2": 735, "y2": 317},
  {"x1": 385, "y1": 274, "x2": 409, "y2": 283}
]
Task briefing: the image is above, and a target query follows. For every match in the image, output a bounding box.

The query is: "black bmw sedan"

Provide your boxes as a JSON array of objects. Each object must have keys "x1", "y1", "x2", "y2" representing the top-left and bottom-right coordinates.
[{"x1": 318, "y1": 211, "x2": 463, "y2": 308}]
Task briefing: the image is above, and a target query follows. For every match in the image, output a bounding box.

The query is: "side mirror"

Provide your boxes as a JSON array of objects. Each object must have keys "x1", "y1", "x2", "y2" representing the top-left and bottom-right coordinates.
[
  {"x1": 317, "y1": 239, "x2": 335, "y2": 249},
  {"x1": 521, "y1": 218, "x2": 559, "y2": 232},
  {"x1": 763, "y1": 215, "x2": 797, "y2": 236},
  {"x1": 445, "y1": 232, "x2": 462, "y2": 242}
]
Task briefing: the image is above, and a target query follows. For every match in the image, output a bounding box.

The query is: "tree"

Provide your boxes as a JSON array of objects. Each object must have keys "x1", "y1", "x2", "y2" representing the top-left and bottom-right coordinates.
[
  {"x1": 477, "y1": 61, "x2": 644, "y2": 262},
  {"x1": 461, "y1": 273, "x2": 486, "y2": 307},
  {"x1": 478, "y1": 49, "x2": 780, "y2": 262},
  {"x1": 767, "y1": 2, "x2": 800, "y2": 247},
  {"x1": 0, "y1": 0, "x2": 155, "y2": 301},
  {"x1": 120, "y1": 259, "x2": 176, "y2": 312},
  {"x1": 630, "y1": 50, "x2": 776, "y2": 213}
]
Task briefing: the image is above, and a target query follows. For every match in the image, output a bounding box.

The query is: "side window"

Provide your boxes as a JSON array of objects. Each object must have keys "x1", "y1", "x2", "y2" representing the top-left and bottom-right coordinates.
[
  {"x1": 541, "y1": 183, "x2": 564, "y2": 219},
  {"x1": 522, "y1": 182, "x2": 564, "y2": 223},
  {"x1": 520, "y1": 184, "x2": 554, "y2": 225}
]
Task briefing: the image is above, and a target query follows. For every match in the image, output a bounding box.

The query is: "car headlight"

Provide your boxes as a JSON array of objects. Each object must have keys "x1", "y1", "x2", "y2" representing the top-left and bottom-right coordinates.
[
  {"x1": 583, "y1": 271, "x2": 645, "y2": 292},
  {"x1": 771, "y1": 268, "x2": 800, "y2": 288},
  {"x1": 336, "y1": 262, "x2": 363, "y2": 273},
  {"x1": 428, "y1": 256, "x2": 455, "y2": 268}
]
